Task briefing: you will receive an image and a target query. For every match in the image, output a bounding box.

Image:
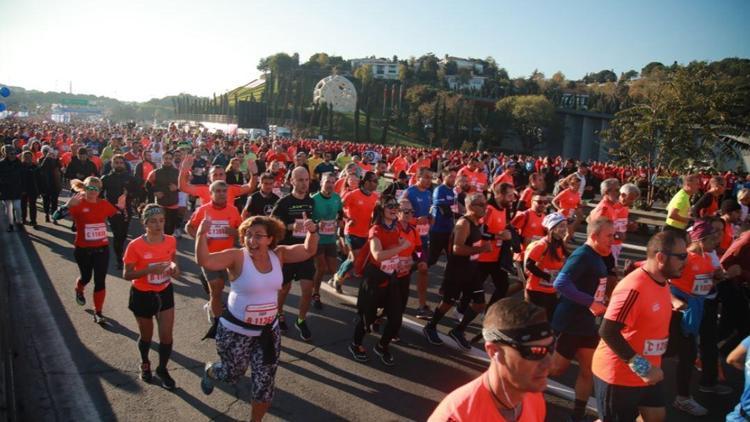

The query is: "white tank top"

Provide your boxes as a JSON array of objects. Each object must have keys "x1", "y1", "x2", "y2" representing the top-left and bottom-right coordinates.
[{"x1": 220, "y1": 249, "x2": 282, "y2": 337}]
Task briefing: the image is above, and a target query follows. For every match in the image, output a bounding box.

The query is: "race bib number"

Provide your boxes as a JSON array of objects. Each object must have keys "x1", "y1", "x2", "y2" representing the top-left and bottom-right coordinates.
[
  {"x1": 84, "y1": 223, "x2": 107, "y2": 241},
  {"x1": 293, "y1": 219, "x2": 306, "y2": 238},
  {"x1": 643, "y1": 338, "x2": 668, "y2": 356},
  {"x1": 192, "y1": 167, "x2": 204, "y2": 176},
  {"x1": 397, "y1": 257, "x2": 413, "y2": 274},
  {"x1": 244, "y1": 303, "x2": 278, "y2": 326},
  {"x1": 147, "y1": 262, "x2": 171, "y2": 285},
  {"x1": 207, "y1": 220, "x2": 230, "y2": 239},
  {"x1": 594, "y1": 277, "x2": 608, "y2": 303},
  {"x1": 692, "y1": 274, "x2": 713, "y2": 296},
  {"x1": 380, "y1": 257, "x2": 399, "y2": 274},
  {"x1": 417, "y1": 223, "x2": 429, "y2": 236},
  {"x1": 319, "y1": 220, "x2": 337, "y2": 236}
]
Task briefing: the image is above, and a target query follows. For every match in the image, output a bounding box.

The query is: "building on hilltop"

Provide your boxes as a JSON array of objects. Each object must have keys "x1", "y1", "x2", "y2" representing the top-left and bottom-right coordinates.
[
  {"x1": 349, "y1": 58, "x2": 400, "y2": 80},
  {"x1": 439, "y1": 55, "x2": 485, "y2": 75},
  {"x1": 439, "y1": 55, "x2": 487, "y2": 90}
]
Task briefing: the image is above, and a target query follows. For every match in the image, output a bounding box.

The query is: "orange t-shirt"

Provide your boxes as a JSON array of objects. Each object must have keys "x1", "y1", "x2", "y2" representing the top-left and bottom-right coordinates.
[
  {"x1": 492, "y1": 172, "x2": 514, "y2": 187},
  {"x1": 390, "y1": 157, "x2": 408, "y2": 177},
  {"x1": 457, "y1": 167, "x2": 487, "y2": 192},
  {"x1": 592, "y1": 268, "x2": 672, "y2": 387},
  {"x1": 478, "y1": 205, "x2": 507, "y2": 263},
  {"x1": 181, "y1": 184, "x2": 245, "y2": 205},
  {"x1": 613, "y1": 205, "x2": 629, "y2": 245},
  {"x1": 188, "y1": 202, "x2": 242, "y2": 253},
  {"x1": 588, "y1": 198, "x2": 618, "y2": 223},
  {"x1": 397, "y1": 224, "x2": 422, "y2": 277},
  {"x1": 524, "y1": 238, "x2": 564, "y2": 294},
  {"x1": 90, "y1": 156, "x2": 103, "y2": 173},
  {"x1": 553, "y1": 188, "x2": 581, "y2": 218},
  {"x1": 518, "y1": 187, "x2": 534, "y2": 210},
  {"x1": 123, "y1": 235, "x2": 177, "y2": 292},
  {"x1": 342, "y1": 189, "x2": 378, "y2": 238},
  {"x1": 69, "y1": 199, "x2": 118, "y2": 248},
  {"x1": 511, "y1": 209, "x2": 545, "y2": 244},
  {"x1": 669, "y1": 252, "x2": 714, "y2": 296},
  {"x1": 428, "y1": 373, "x2": 546, "y2": 422},
  {"x1": 720, "y1": 221, "x2": 734, "y2": 253}
]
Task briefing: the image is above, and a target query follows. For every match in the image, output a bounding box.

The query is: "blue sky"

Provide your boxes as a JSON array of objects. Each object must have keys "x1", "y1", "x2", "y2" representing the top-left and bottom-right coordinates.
[{"x1": 1, "y1": 0, "x2": 748, "y2": 102}]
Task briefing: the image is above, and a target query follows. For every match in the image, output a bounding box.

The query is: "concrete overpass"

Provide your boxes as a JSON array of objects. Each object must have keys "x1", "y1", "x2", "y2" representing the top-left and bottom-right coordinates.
[{"x1": 553, "y1": 108, "x2": 614, "y2": 162}]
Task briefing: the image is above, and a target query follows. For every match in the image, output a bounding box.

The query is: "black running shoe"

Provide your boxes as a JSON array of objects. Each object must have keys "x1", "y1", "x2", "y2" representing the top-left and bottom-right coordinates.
[
  {"x1": 449, "y1": 328, "x2": 471, "y2": 351},
  {"x1": 295, "y1": 319, "x2": 312, "y2": 341},
  {"x1": 156, "y1": 366, "x2": 176, "y2": 390},
  {"x1": 201, "y1": 362, "x2": 215, "y2": 395},
  {"x1": 278, "y1": 314, "x2": 288, "y2": 333},
  {"x1": 140, "y1": 362, "x2": 152, "y2": 382},
  {"x1": 423, "y1": 325, "x2": 443, "y2": 346},
  {"x1": 312, "y1": 293, "x2": 323, "y2": 310},
  {"x1": 373, "y1": 343, "x2": 395, "y2": 366},
  {"x1": 348, "y1": 343, "x2": 369, "y2": 362},
  {"x1": 75, "y1": 289, "x2": 85, "y2": 306}
]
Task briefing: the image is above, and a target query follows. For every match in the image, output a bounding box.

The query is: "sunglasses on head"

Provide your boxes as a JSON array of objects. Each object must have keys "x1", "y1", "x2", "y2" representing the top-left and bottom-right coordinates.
[{"x1": 496, "y1": 338, "x2": 556, "y2": 361}]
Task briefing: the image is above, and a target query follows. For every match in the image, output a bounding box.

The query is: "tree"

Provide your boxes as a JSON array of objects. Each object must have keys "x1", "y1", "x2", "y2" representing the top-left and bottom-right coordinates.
[
  {"x1": 620, "y1": 70, "x2": 639, "y2": 81},
  {"x1": 495, "y1": 95, "x2": 555, "y2": 152},
  {"x1": 640, "y1": 61, "x2": 665, "y2": 78}
]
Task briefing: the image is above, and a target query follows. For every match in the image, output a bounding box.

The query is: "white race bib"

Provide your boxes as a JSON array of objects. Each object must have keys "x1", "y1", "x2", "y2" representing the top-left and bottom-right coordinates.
[
  {"x1": 292, "y1": 219, "x2": 306, "y2": 238},
  {"x1": 147, "y1": 262, "x2": 171, "y2": 285},
  {"x1": 594, "y1": 277, "x2": 608, "y2": 303},
  {"x1": 207, "y1": 220, "x2": 230, "y2": 239},
  {"x1": 319, "y1": 220, "x2": 337, "y2": 236},
  {"x1": 417, "y1": 223, "x2": 430, "y2": 237},
  {"x1": 692, "y1": 273, "x2": 713, "y2": 296},
  {"x1": 643, "y1": 338, "x2": 668, "y2": 356},
  {"x1": 84, "y1": 223, "x2": 107, "y2": 241},
  {"x1": 379, "y1": 256, "x2": 399, "y2": 274},
  {"x1": 244, "y1": 303, "x2": 278, "y2": 326},
  {"x1": 397, "y1": 257, "x2": 413, "y2": 274}
]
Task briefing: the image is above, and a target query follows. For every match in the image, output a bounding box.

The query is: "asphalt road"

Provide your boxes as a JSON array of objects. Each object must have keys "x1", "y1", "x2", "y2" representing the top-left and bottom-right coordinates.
[{"x1": 0, "y1": 199, "x2": 745, "y2": 422}]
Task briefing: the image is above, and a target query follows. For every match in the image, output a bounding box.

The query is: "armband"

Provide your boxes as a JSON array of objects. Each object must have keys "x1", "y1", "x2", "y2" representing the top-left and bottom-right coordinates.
[{"x1": 628, "y1": 354, "x2": 652, "y2": 377}]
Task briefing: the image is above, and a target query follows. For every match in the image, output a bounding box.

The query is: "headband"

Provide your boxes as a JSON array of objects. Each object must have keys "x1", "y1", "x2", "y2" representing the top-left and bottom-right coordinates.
[
  {"x1": 482, "y1": 322, "x2": 553, "y2": 344},
  {"x1": 142, "y1": 206, "x2": 164, "y2": 220}
]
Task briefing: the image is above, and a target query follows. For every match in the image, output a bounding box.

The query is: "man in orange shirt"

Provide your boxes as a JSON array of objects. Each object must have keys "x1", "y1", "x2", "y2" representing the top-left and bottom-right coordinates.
[
  {"x1": 492, "y1": 161, "x2": 516, "y2": 188},
  {"x1": 389, "y1": 150, "x2": 409, "y2": 179},
  {"x1": 186, "y1": 181, "x2": 242, "y2": 321},
  {"x1": 457, "y1": 157, "x2": 488, "y2": 192},
  {"x1": 179, "y1": 154, "x2": 258, "y2": 206},
  {"x1": 592, "y1": 230, "x2": 687, "y2": 422},
  {"x1": 429, "y1": 297, "x2": 551, "y2": 422}
]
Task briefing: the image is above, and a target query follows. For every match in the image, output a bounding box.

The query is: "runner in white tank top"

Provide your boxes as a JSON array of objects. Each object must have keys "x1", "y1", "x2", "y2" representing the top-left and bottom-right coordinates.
[{"x1": 194, "y1": 214, "x2": 319, "y2": 420}]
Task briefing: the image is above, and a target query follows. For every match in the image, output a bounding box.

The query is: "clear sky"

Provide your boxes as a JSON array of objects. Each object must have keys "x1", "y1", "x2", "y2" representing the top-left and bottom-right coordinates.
[{"x1": 1, "y1": 0, "x2": 748, "y2": 102}]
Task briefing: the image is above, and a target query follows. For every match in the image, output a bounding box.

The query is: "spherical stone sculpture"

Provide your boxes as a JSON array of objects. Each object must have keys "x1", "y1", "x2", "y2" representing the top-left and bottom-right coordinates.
[{"x1": 313, "y1": 75, "x2": 357, "y2": 113}]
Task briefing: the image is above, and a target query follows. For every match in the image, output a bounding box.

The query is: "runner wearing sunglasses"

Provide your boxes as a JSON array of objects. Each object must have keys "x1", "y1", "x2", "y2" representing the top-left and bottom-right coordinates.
[
  {"x1": 429, "y1": 297, "x2": 552, "y2": 421},
  {"x1": 592, "y1": 230, "x2": 687, "y2": 422},
  {"x1": 66, "y1": 176, "x2": 119, "y2": 323}
]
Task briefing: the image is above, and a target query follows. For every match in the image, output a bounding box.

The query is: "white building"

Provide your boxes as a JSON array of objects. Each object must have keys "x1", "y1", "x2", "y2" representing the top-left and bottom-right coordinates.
[
  {"x1": 444, "y1": 75, "x2": 487, "y2": 90},
  {"x1": 439, "y1": 56, "x2": 484, "y2": 75},
  {"x1": 350, "y1": 58, "x2": 400, "y2": 80}
]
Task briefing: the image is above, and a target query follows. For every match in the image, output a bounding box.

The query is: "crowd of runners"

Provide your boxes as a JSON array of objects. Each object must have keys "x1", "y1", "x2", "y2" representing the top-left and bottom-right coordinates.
[{"x1": 3, "y1": 119, "x2": 750, "y2": 421}]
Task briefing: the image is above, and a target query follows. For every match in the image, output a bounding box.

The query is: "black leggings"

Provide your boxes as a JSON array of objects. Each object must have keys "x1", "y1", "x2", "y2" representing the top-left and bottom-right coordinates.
[
  {"x1": 665, "y1": 311, "x2": 696, "y2": 397},
  {"x1": 21, "y1": 193, "x2": 38, "y2": 223},
  {"x1": 108, "y1": 213, "x2": 130, "y2": 262},
  {"x1": 699, "y1": 297, "x2": 720, "y2": 387},
  {"x1": 163, "y1": 207, "x2": 178, "y2": 235},
  {"x1": 74, "y1": 246, "x2": 109, "y2": 292},
  {"x1": 718, "y1": 281, "x2": 750, "y2": 356},
  {"x1": 354, "y1": 267, "x2": 405, "y2": 347},
  {"x1": 42, "y1": 190, "x2": 60, "y2": 216},
  {"x1": 459, "y1": 261, "x2": 509, "y2": 312},
  {"x1": 526, "y1": 290, "x2": 558, "y2": 321}
]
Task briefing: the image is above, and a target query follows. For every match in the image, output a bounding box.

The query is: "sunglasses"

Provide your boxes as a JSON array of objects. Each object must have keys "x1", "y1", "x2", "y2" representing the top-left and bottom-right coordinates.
[
  {"x1": 384, "y1": 203, "x2": 399, "y2": 210},
  {"x1": 659, "y1": 250, "x2": 689, "y2": 261},
  {"x1": 85, "y1": 185, "x2": 100, "y2": 192},
  {"x1": 496, "y1": 339, "x2": 556, "y2": 361}
]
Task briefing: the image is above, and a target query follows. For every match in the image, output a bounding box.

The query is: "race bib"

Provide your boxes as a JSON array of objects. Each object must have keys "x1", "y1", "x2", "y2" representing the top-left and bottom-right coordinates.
[
  {"x1": 84, "y1": 223, "x2": 107, "y2": 241},
  {"x1": 207, "y1": 220, "x2": 230, "y2": 239},
  {"x1": 614, "y1": 218, "x2": 628, "y2": 233},
  {"x1": 692, "y1": 273, "x2": 713, "y2": 296},
  {"x1": 193, "y1": 167, "x2": 204, "y2": 176},
  {"x1": 530, "y1": 235, "x2": 543, "y2": 242},
  {"x1": 147, "y1": 262, "x2": 171, "y2": 285},
  {"x1": 380, "y1": 256, "x2": 399, "y2": 274},
  {"x1": 397, "y1": 257, "x2": 413, "y2": 275},
  {"x1": 293, "y1": 219, "x2": 306, "y2": 238},
  {"x1": 244, "y1": 303, "x2": 278, "y2": 326},
  {"x1": 319, "y1": 220, "x2": 337, "y2": 236},
  {"x1": 594, "y1": 277, "x2": 608, "y2": 303},
  {"x1": 643, "y1": 338, "x2": 668, "y2": 356},
  {"x1": 417, "y1": 223, "x2": 429, "y2": 236}
]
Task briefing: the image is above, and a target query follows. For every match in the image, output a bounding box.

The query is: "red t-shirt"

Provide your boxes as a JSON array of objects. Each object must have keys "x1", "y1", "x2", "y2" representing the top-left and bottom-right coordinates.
[
  {"x1": 188, "y1": 202, "x2": 242, "y2": 253},
  {"x1": 592, "y1": 269, "x2": 672, "y2": 387},
  {"x1": 518, "y1": 187, "x2": 534, "y2": 210},
  {"x1": 524, "y1": 238, "x2": 564, "y2": 294},
  {"x1": 69, "y1": 199, "x2": 118, "y2": 248},
  {"x1": 457, "y1": 167, "x2": 487, "y2": 192},
  {"x1": 428, "y1": 373, "x2": 546, "y2": 422},
  {"x1": 396, "y1": 224, "x2": 422, "y2": 277},
  {"x1": 342, "y1": 189, "x2": 378, "y2": 238},
  {"x1": 669, "y1": 252, "x2": 714, "y2": 296},
  {"x1": 478, "y1": 205, "x2": 507, "y2": 263},
  {"x1": 367, "y1": 224, "x2": 402, "y2": 274},
  {"x1": 123, "y1": 235, "x2": 177, "y2": 292},
  {"x1": 553, "y1": 188, "x2": 581, "y2": 218},
  {"x1": 493, "y1": 172, "x2": 514, "y2": 187}
]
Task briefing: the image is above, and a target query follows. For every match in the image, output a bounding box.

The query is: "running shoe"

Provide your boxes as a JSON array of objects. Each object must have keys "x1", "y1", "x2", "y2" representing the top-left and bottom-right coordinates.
[
  {"x1": 373, "y1": 343, "x2": 395, "y2": 366},
  {"x1": 203, "y1": 302, "x2": 213, "y2": 324},
  {"x1": 416, "y1": 306, "x2": 433, "y2": 320},
  {"x1": 140, "y1": 362, "x2": 152, "y2": 382},
  {"x1": 672, "y1": 396, "x2": 708, "y2": 416},
  {"x1": 156, "y1": 366, "x2": 176, "y2": 390},
  {"x1": 93, "y1": 312, "x2": 107, "y2": 325},
  {"x1": 295, "y1": 319, "x2": 312, "y2": 341},
  {"x1": 348, "y1": 343, "x2": 369, "y2": 362},
  {"x1": 423, "y1": 325, "x2": 443, "y2": 346},
  {"x1": 75, "y1": 288, "x2": 85, "y2": 306},
  {"x1": 312, "y1": 293, "x2": 323, "y2": 310},
  {"x1": 201, "y1": 362, "x2": 215, "y2": 395},
  {"x1": 449, "y1": 328, "x2": 472, "y2": 351},
  {"x1": 278, "y1": 314, "x2": 288, "y2": 333},
  {"x1": 697, "y1": 383, "x2": 733, "y2": 395},
  {"x1": 6, "y1": 225, "x2": 13, "y2": 232}
]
